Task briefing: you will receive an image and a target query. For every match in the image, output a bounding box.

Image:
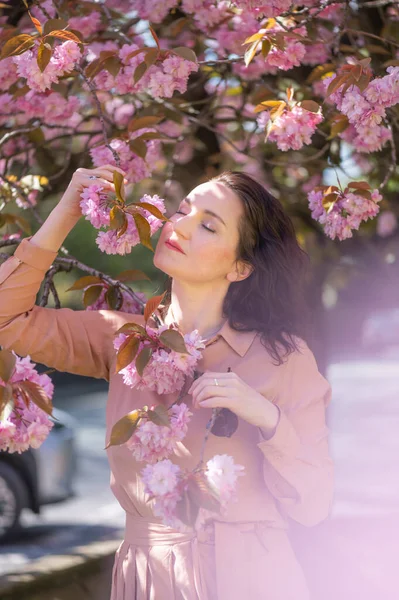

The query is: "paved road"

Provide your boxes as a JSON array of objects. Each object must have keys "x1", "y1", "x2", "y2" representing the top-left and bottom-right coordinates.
[{"x1": 1, "y1": 357, "x2": 398, "y2": 596}]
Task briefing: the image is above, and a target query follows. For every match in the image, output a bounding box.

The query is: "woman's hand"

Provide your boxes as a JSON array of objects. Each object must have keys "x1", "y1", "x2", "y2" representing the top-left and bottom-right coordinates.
[
  {"x1": 58, "y1": 163, "x2": 128, "y2": 220},
  {"x1": 188, "y1": 370, "x2": 281, "y2": 437}
]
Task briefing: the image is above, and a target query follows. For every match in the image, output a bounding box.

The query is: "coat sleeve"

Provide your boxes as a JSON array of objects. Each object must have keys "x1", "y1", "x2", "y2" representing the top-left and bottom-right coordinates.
[
  {"x1": 257, "y1": 338, "x2": 334, "y2": 527},
  {"x1": 0, "y1": 237, "x2": 131, "y2": 381}
]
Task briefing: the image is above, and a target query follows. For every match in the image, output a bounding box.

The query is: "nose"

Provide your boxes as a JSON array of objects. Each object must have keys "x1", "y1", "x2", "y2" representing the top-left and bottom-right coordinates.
[{"x1": 172, "y1": 214, "x2": 191, "y2": 240}]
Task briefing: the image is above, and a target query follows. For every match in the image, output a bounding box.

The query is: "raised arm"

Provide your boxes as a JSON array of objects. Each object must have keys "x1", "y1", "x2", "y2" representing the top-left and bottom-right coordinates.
[{"x1": 0, "y1": 165, "x2": 132, "y2": 381}]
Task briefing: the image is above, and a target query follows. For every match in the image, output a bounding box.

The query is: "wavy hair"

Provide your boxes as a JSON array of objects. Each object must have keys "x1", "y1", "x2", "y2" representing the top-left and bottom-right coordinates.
[{"x1": 163, "y1": 170, "x2": 312, "y2": 366}]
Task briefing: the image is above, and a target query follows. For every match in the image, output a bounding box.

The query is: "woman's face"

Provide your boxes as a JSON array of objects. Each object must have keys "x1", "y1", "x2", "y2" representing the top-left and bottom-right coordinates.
[{"x1": 154, "y1": 181, "x2": 245, "y2": 284}]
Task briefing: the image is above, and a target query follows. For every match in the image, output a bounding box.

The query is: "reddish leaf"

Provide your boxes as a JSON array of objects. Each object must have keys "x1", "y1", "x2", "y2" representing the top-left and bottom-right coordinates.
[
  {"x1": 136, "y1": 201, "x2": 167, "y2": 221},
  {"x1": 133, "y1": 213, "x2": 153, "y2": 251},
  {"x1": 110, "y1": 205, "x2": 126, "y2": 230},
  {"x1": 172, "y1": 47, "x2": 197, "y2": 63},
  {"x1": 83, "y1": 285, "x2": 103, "y2": 307},
  {"x1": 0, "y1": 384, "x2": 13, "y2": 419},
  {"x1": 115, "y1": 322, "x2": 147, "y2": 336},
  {"x1": 37, "y1": 42, "x2": 52, "y2": 72},
  {"x1": 144, "y1": 47, "x2": 159, "y2": 67},
  {"x1": 0, "y1": 34, "x2": 35, "y2": 60},
  {"x1": 45, "y1": 30, "x2": 82, "y2": 44},
  {"x1": 103, "y1": 55, "x2": 121, "y2": 77},
  {"x1": 128, "y1": 115, "x2": 163, "y2": 133},
  {"x1": 346, "y1": 181, "x2": 371, "y2": 191},
  {"x1": 43, "y1": 18, "x2": 69, "y2": 37},
  {"x1": 159, "y1": 329, "x2": 189, "y2": 354},
  {"x1": 18, "y1": 380, "x2": 53, "y2": 417},
  {"x1": 135, "y1": 346, "x2": 153, "y2": 377},
  {"x1": 113, "y1": 170, "x2": 124, "y2": 203},
  {"x1": 0, "y1": 349, "x2": 16, "y2": 383},
  {"x1": 105, "y1": 410, "x2": 141, "y2": 448},
  {"x1": 116, "y1": 269, "x2": 150, "y2": 283},
  {"x1": 129, "y1": 137, "x2": 147, "y2": 159},
  {"x1": 144, "y1": 293, "x2": 165, "y2": 323},
  {"x1": 147, "y1": 404, "x2": 170, "y2": 427},
  {"x1": 105, "y1": 286, "x2": 122, "y2": 310},
  {"x1": 149, "y1": 25, "x2": 161, "y2": 49},
  {"x1": 244, "y1": 40, "x2": 259, "y2": 67},
  {"x1": 299, "y1": 100, "x2": 320, "y2": 114},
  {"x1": 67, "y1": 276, "x2": 103, "y2": 291},
  {"x1": 28, "y1": 11, "x2": 42, "y2": 35},
  {"x1": 116, "y1": 335, "x2": 140, "y2": 372},
  {"x1": 134, "y1": 61, "x2": 148, "y2": 83}
]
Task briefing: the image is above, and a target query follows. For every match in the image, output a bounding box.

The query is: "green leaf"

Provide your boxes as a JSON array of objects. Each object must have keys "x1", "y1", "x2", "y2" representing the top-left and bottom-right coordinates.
[
  {"x1": 105, "y1": 410, "x2": 141, "y2": 448},
  {"x1": 135, "y1": 346, "x2": 153, "y2": 377},
  {"x1": 67, "y1": 276, "x2": 103, "y2": 291},
  {"x1": 116, "y1": 335, "x2": 140, "y2": 372},
  {"x1": 83, "y1": 285, "x2": 103, "y2": 307},
  {"x1": 159, "y1": 329, "x2": 190, "y2": 354},
  {"x1": 0, "y1": 349, "x2": 16, "y2": 383}
]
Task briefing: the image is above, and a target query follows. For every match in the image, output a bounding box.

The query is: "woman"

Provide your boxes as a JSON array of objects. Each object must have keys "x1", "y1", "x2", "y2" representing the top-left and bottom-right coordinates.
[{"x1": 0, "y1": 165, "x2": 334, "y2": 599}]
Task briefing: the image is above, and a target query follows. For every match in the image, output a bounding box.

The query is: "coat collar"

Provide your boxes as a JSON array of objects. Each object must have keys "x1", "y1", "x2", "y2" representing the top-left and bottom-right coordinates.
[
  {"x1": 209, "y1": 320, "x2": 258, "y2": 358},
  {"x1": 156, "y1": 307, "x2": 257, "y2": 358}
]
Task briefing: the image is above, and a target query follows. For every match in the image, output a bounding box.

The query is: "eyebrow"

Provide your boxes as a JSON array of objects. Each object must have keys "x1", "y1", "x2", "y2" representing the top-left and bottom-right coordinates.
[{"x1": 181, "y1": 197, "x2": 227, "y2": 227}]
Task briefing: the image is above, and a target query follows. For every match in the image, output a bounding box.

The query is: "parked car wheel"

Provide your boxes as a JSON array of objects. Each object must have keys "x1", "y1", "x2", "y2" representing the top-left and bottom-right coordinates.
[{"x1": 0, "y1": 462, "x2": 28, "y2": 542}]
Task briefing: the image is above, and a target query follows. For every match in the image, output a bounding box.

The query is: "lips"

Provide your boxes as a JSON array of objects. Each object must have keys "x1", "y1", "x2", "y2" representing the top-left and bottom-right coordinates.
[{"x1": 165, "y1": 238, "x2": 185, "y2": 254}]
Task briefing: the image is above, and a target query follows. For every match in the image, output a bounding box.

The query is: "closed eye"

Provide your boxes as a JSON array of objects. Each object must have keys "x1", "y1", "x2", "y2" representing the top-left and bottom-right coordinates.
[{"x1": 175, "y1": 210, "x2": 216, "y2": 233}]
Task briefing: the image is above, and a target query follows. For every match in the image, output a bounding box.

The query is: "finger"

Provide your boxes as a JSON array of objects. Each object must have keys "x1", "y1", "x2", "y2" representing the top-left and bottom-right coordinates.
[
  {"x1": 198, "y1": 396, "x2": 229, "y2": 409},
  {"x1": 192, "y1": 384, "x2": 231, "y2": 409},
  {"x1": 97, "y1": 164, "x2": 127, "y2": 176},
  {"x1": 189, "y1": 371, "x2": 233, "y2": 394},
  {"x1": 89, "y1": 169, "x2": 127, "y2": 184}
]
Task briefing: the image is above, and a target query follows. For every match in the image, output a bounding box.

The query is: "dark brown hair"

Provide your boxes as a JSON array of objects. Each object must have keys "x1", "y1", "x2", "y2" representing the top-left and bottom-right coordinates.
[{"x1": 164, "y1": 170, "x2": 312, "y2": 366}]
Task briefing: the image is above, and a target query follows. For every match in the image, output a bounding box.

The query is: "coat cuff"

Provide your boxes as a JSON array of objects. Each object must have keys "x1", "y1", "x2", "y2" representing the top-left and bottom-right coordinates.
[
  {"x1": 257, "y1": 408, "x2": 301, "y2": 458},
  {"x1": 14, "y1": 237, "x2": 58, "y2": 271}
]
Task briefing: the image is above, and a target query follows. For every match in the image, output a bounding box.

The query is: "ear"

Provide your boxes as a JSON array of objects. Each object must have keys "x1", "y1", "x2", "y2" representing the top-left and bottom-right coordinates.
[{"x1": 227, "y1": 260, "x2": 254, "y2": 283}]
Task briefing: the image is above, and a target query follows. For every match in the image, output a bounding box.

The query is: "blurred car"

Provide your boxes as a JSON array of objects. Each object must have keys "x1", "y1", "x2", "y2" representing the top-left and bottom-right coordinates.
[{"x1": 0, "y1": 407, "x2": 77, "y2": 542}]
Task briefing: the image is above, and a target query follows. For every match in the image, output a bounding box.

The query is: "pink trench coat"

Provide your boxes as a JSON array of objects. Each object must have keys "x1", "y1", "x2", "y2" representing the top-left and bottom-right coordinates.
[{"x1": 0, "y1": 237, "x2": 334, "y2": 600}]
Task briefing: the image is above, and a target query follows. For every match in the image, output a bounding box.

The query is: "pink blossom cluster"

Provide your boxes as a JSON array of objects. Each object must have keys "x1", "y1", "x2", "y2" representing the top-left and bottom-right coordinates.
[
  {"x1": 141, "y1": 454, "x2": 245, "y2": 529},
  {"x1": 259, "y1": 105, "x2": 323, "y2": 151},
  {"x1": 79, "y1": 183, "x2": 166, "y2": 255},
  {"x1": 263, "y1": 24, "x2": 307, "y2": 72},
  {"x1": 308, "y1": 187, "x2": 383, "y2": 240},
  {"x1": 0, "y1": 355, "x2": 54, "y2": 454},
  {"x1": 84, "y1": 285, "x2": 146, "y2": 313},
  {"x1": 376, "y1": 210, "x2": 398, "y2": 238},
  {"x1": 141, "y1": 459, "x2": 184, "y2": 529},
  {"x1": 13, "y1": 41, "x2": 82, "y2": 93},
  {"x1": 233, "y1": 0, "x2": 292, "y2": 17},
  {"x1": 68, "y1": 12, "x2": 103, "y2": 38},
  {"x1": 126, "y1": 403, "x2": 192, "y2": 463},
  {"x1": 205, "y1": 454, "x2": 245, "y2": 508},
  {"x1": 324, "y1": 66, "x2": 399, "y2": 153},
  {"x1": 89, "y1": 136, "x2": 160, "y2": 184},
  {"x1": 91, "y1": 43, "x2": 198, "y2": 100},
  {"x1": 113, "y1": 326, "x2": 205, "y2": 394}
]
